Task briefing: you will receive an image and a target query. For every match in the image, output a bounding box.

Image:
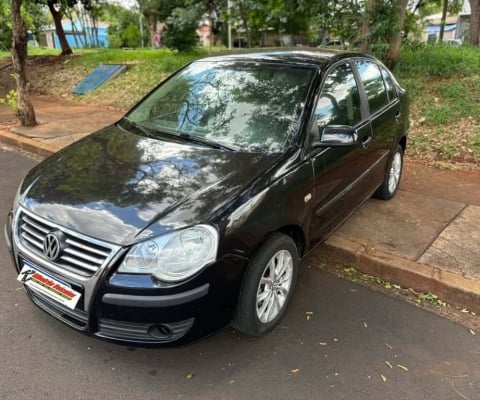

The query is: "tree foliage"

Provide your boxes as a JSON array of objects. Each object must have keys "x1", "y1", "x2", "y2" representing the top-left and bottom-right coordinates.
[
  {"x1": 164, "y1": 4, "x2": 203, "y2": 51},
  {"x1": 137, "y1": 0, "x2": 183, "y2": 47},
  {"x1": 104, "y1": 3, "x2": 147, "y2": 48},
  {"x1": 0, "y1": 0, "x2": 47, "y2": 50}
]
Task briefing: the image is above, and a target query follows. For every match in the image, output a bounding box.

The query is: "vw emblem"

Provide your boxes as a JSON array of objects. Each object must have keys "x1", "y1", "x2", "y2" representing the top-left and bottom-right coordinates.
[{"x1": 43, "y1": 231, "x2": 62, "y2": 261}]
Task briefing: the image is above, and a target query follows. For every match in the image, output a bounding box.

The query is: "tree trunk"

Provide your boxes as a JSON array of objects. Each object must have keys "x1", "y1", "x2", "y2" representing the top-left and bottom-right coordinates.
[
  {"x1": 361, "y1": 0, "x2": 381, "y2": 53},
  {"x1": 385, "y1": 0, "x2": 409, "y2": 70},
  {"x1": 145, "y1": 13, "x2": 157, "y2": 48},
  {"x1": 47, "y1": 0, "x2": 73, "y2": 55},
  {"x1": 11, "y1": 0, "x2": 37, "y2": 127},
  {"x1": 360, "y1": 6, "x2": 371, "y2": 53},
  {"x1": 438, "y1": 0, "x2": 448, "y2": 42},
  {"x1": 208, "y1": 12, "x2": 215, "y2": 50},
  {"x1": 470, "y1": 0, "x2": 480, "y2": 45}
]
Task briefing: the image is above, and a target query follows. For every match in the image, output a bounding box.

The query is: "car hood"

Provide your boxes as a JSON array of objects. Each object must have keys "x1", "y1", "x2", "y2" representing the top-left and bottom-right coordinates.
[{"x1": 20, "y1": 124, "x2": 281, "y2": 245}]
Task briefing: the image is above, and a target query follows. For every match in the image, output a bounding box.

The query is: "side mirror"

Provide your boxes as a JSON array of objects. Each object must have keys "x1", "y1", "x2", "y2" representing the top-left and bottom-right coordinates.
[{"x1": 312, "y1": 125, "x2": 358, "y2": 148}]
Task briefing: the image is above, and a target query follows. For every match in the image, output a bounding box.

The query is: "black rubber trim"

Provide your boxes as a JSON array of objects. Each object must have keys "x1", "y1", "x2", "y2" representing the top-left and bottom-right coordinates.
[
  {"x1": 4, "y1": 222, "x2": 12, "y2": 251},
  {"x1": 102, "y1": 283, "x2": 210, "y2": 308}
]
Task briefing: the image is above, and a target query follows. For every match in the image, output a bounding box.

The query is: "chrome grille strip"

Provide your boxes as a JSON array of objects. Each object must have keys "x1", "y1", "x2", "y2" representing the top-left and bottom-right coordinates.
[
  {"x1": 59, "y1": 255, "x2": 99, "y2": 272},
  {"x1": 63, "y1": 247, "x2": 104, "y2": 265},
  {"x1": 21, "y1": 232, "x2": 43, "y2": 249},
  {"x1": 22, "y1": 215, "x2": 50, "y2": 234},
  {"x1": 65, "y1": 238, "x2": 110, "y2": 258},
  {"x1": 21, "y1": 224, "x2": 45, "y2": 241}
]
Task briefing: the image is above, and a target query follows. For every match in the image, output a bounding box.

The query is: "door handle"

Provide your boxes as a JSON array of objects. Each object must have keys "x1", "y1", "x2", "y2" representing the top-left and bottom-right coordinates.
[
  {"x1": 361, "y1": 136, "x2": 372, "y2": 149},
  {"x1": 395, "y1": 111, "x2": 401, "y2": 123}
]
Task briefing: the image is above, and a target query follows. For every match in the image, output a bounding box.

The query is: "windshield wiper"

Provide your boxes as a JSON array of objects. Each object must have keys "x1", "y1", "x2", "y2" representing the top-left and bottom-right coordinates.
[
  {"x1": 178, "y1": 133, "x2": 237, "y2": 151},
  {"x1": 125, "y1": 119, "x2": 157, "y2": 138},
  {"x1": 124, "y1": 119, "x2": 237, "y2": 151}
]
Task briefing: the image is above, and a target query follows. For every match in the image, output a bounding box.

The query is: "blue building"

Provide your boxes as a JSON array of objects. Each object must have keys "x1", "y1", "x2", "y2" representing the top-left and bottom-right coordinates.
[{"x1": 40, "y1": 19, "x2": 110, "y2": 49}]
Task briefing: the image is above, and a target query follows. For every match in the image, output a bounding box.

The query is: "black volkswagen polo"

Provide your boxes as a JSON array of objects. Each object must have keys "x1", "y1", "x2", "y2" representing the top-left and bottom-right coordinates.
[{"x1": 5, "y1": 50, "x2": 409, "y2": 346}]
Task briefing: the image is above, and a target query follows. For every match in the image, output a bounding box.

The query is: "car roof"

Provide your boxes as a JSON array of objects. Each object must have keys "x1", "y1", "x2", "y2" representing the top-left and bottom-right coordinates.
[{"x1": 199, "y1": 48, "x2": 368, "y2": 68}]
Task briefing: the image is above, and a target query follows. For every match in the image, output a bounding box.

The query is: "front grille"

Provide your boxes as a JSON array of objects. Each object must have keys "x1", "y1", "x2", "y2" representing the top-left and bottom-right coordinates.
[{"x1": 17, "y1": 209, "x2": 115, "y2": 278}]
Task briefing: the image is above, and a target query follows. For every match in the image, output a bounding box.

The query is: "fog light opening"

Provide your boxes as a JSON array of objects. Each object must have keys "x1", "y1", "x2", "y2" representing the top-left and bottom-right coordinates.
[{"x1": 148, "y1": 324, "x2": 173, "y2": 339}]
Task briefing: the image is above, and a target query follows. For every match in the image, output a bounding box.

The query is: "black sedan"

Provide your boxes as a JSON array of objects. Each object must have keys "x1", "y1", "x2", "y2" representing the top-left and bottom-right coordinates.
[{"x1": 5, "y1": 50, "x2": 409, "y2": 346}]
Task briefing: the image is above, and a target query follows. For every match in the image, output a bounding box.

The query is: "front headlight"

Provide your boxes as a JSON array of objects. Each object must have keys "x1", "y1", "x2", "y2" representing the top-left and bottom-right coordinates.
[{"x1": 117, "y1": 225, "x2": 218, "y2": 282}]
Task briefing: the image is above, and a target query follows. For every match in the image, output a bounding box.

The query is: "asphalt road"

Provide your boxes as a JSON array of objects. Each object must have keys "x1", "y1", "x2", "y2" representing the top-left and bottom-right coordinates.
[{"x1": 1, "y1": 146, "x2": 479, "y2": 400}]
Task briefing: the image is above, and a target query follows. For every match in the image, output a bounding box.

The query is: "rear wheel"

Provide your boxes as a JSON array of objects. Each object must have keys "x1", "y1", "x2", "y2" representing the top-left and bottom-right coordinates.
[
  {"x1": 232, "y1": 233, "x2": 298, "y2": 336},
  {"x1": 374, "y1": 145, "x2": 403, "y2": 200}
]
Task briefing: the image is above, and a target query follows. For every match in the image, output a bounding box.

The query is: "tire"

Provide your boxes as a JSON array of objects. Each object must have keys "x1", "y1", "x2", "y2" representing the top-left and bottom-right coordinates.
[
  {"x1": 374, "y1": 144, "x2": 403, "y2": 200},
  {"x1": 232, "y1": 233, "x2": 299, "y2": 336}
]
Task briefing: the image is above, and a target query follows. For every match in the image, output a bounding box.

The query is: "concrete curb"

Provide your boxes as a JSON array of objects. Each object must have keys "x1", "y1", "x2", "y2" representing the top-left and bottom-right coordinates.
[
  {"x1": 314, "y1": 235, "x2": 480, "y2": 315},
  {"x1": 0, "y1": 129, "x2": 59, "y2": 158}
]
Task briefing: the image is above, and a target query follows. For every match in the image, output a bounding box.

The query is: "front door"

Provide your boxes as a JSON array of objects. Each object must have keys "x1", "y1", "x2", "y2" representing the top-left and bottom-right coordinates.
[{"x1": 308, "y1": 62, "x2": 375, "y2": 246}]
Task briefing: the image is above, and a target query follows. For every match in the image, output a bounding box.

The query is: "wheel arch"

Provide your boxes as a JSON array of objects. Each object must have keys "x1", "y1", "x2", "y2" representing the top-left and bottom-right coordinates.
[
  {"x1": 399, "y1": 135, "x2": 407, "y2": 153},
  {"x1": 276, "y1": 224, "x2": 306, "y2": 258}
]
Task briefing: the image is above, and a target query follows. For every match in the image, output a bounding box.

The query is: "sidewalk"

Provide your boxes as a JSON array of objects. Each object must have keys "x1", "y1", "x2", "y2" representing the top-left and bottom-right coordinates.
[{"x1": 1, "y1": 96, "x2": 480, "y2": 314}]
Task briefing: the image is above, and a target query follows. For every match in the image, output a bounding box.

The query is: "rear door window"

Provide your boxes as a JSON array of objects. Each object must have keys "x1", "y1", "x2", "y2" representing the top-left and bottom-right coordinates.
[
  {"x1": 355, "y1": 60, "x2": 389, "y2": 114},
  {"x1": 381, "y1": 68, "x2": 398, "y2": 102}
]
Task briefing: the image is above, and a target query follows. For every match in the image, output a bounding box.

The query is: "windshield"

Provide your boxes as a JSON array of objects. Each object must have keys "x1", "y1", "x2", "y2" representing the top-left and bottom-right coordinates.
[{"x1": 126, "y1": 61, "x2": 314, "y2": 152}]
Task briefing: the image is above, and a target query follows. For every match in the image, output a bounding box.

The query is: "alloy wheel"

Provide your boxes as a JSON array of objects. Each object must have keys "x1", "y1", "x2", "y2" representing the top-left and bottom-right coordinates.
[{"x1": 255, "y1": 249, "x2": 294, "y2": 323}]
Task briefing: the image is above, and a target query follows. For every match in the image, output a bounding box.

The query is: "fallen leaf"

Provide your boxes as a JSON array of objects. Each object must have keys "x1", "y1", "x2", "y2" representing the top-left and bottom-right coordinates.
[
  {"x1": 185, "y1": 373, "x2": 194, "y2": 379},
  {"x1": 385, "y1": 361, "x2": 393, "y2": 369},
  {"x1": 319, "y1": 342, "x2": 328, "y2": 346},
  {"x1": 469, "y1": 329, "x2": 476, "y2": 335},
  {"x1": 364, "y1": 322, "x2": 368, "y2": 328},
  {"x1": 385, "y1": 343, "x2": 393, "y2": 350},
  {"x1": 381, "y1": 375, "x2": 387, "y2": 382},
  {"x1": 397, "y1": 364, "x2": 409, "y2": 372},
  {"x1": 392, "y1": 284, "x2": 401, "y2": 289},
  {"x1": 291, "y1": 368, "x2": 300, "y2": 374},
  {"x1": 333, "y1": 338, "x2": 339, "y2": 342}
]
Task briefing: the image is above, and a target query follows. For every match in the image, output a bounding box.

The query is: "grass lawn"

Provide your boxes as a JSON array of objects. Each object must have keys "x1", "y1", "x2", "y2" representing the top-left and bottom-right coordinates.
[{"x1": 397, "y1": 44, "x2": 480, "y2": 168}]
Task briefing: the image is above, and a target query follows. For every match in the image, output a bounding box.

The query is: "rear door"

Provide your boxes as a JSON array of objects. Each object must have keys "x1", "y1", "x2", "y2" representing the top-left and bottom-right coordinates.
[{"x1": 354, "y1": 60, "x2": 401, "y2": 185}]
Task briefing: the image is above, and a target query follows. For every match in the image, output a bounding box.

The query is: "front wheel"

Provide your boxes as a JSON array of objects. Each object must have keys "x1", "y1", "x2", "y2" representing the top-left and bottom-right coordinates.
[
  {"x1": 374, "y1": 145, "x2": 403, "y2": 200},
  {"x1": 232, "y1": 233, "x2": 298, "y2": 336}
]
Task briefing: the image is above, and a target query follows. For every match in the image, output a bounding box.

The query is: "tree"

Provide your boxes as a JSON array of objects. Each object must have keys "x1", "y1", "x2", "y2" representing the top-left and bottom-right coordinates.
[
  {"x1": 46, "y1": 0, "x2": 73, "y2": 55},
  {"x1": 470, "y1": 0, "x2": 480, "y2": 45},
  {"x1": 35, "y1": 0, "x2": 103, "y2": 55},
  {"x1": 359, "y1": 0, "x2": 409, "y2": 69},
  {"x1": 137, "y1": 0, "x2": 182, "y2": 47},
  {"x1": 103, "y1": 3, "x2": 147, "y2": 48},
  {"x1": 201, "y1": 0, "x2": 222, "y2": 48},
  {"x1": 164, "y1": 4, "x2": 203, "y2": 51},
  {"x1": 385, "y1": 0, "x2": 409, "y2": 69},
  {"x1": 1, "y1": 0, "x2": 14, "y2": 50},
  {"x1": 1, "y1": 0, "x2": 48, "y2": 50},
  {"x1": 438, "y1": 0, "x2": 449, "y2": 41},
  {"x1": 11, "y1": 0, "x2": 37, "y2": 126}
]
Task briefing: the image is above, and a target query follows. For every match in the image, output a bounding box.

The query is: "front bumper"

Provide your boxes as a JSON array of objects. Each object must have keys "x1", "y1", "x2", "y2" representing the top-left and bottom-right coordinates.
[{"x1": 6, "y1": 208, "x2": 248, "y2": 346}]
